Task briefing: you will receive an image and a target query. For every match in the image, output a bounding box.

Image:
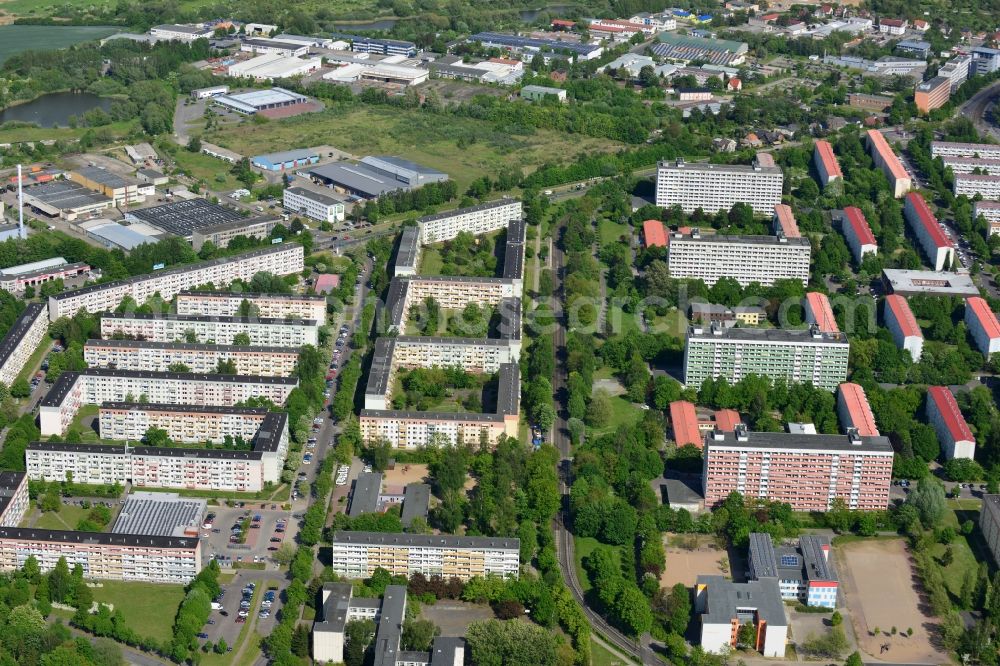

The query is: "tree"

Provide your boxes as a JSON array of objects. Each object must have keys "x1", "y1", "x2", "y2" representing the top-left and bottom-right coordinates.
[
  {"x1": 466, "y1": 619, "x2": 558, "y2": 666},
  {"x1": 831, "y1": 610, "x2": 843, "y2": 626},
  {"x1": 344, "y1": 619, "x2": 375, "y2": 666},
  {"x1": 845, "y1": 651, "x2": 864, "y2": 666},
  {"x1": 232, "y1": 332, "x2": 251, "y2": 346},
  {"x1": 402, "y1": 618, "x2": 439, "y2": 651},
  {"x1": 736, "y1": 621, "x2": 756, "y2": 648},
  {"x1": 216, "y1": 358, "x2": 238, "y2": 374},
  {"x1": 186, "y1": 136, "x2": 202, "y2": 153},
  {"x1": 615, "y1": 585, "x2": 654, "y2": 636},
  {"x1": 907, "y1": 477, "x2": 946, "y2": 527},
  {"x1": 272, "y1": 543, "x2": 296, "y2": 566},
  {"x1": 10, "y1": 378, "x2": 30, "y2": 398},
  {"x1": 586, "y1": 389, "x2": 612, "y2": 427}
]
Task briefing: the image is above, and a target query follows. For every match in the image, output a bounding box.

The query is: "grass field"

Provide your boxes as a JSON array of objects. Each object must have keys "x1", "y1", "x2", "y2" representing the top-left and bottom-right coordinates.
[
  {"x1": 206, "y1": 105, "x2": 623, "y2": 191},
  {"x1": 34, "y1": 504, "x2": 93, "y2": 531},
  {"x1": 89, "y1": 580, "x2": 186, "y2": 642},
  {"x1": 593, "y1": 396, "x2": 645, "y2": 436},
  {"x1": 574, "y1": 535, "x2": 604, "y2": 594},
  {"x1": 598, "y1": 218, "x2": 631, "y2": 246},
  {"x1": 418, "y1": 246, "x2": 444, "y2": 275},
  {"x1": 590, "y1": 638, "x2": 632, "y2": 666},
  {"x1": 169, "y1": 148, "x2": 244, "y2": 190}
]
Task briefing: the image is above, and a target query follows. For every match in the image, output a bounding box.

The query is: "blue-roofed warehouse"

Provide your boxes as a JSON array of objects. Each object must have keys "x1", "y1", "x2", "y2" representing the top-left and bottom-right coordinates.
[{"x1": 251, "y1": 148, "x2": 321, "y2": 171}]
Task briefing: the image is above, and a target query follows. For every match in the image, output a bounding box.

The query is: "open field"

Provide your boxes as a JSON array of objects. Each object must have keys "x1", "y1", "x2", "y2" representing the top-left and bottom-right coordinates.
[
  {"x1": 598, "y1": 218, "x2": 631, "y2": 246},
  {"x1": 592, "y1": 395, "x2": 645, "y2": 436},
  {"x1": 419, "y1": 600, "x2": 494, "y2": 636},
  {"x1": 837, "y1": 539, "x2": 947, "y2": 664},
  {"x1": 0, "y1": 25, "x2": 116, "y2": 59},
  {"x1": 590, "y1": 638, "x2": 631, "y2": 666},
  {"x1": 574, "y1": 535, "x2": 610, "y2": 594},
  {"x1": 89, "y1": 580, "x2": 186, "y2": 642},
  {"x1": 205, "y1": 105, "x2": 623, "y2": 191},
  {"x1": 660, "y1": 533, "x2": 728, "y2": 589},
  {"x1": 168, "y1": 148, "x2": 244, "y2": 190},
  {"x1": 32, "y1": 504, "x2": 94, "y2": 531}
]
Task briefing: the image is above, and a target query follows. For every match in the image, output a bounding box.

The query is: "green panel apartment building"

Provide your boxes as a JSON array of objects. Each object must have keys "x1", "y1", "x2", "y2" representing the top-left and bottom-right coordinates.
[{"x1": 684, "y1": 324, "x2": 849, "y2": 391}]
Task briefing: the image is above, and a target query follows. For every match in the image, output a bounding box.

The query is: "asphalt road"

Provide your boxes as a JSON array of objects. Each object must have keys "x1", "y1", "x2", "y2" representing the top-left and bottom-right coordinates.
[{"x1": 959, "y1": 79, "x2": 1000, "y2": 142}]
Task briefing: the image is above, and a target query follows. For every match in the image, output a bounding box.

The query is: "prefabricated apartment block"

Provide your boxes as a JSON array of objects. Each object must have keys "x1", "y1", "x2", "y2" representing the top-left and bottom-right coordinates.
[
  {"x1": 175, "y1": 290, "x2": 328, "y2": 321},
  {"x1": 0, "y1": 303, "x2": 49, "y2": 387},
  {"x1": 99, "y1": 312, "x2": 319, "y2": 347},
  {"x1": 84, "y1": 339, "x2": 300, "y2": 376},
  {"x1": 655, "y1": 156, "x2": 783, "y2": 214},
  {"x1": 665, "y1": 229, "x2": 811, "y2": 287}
]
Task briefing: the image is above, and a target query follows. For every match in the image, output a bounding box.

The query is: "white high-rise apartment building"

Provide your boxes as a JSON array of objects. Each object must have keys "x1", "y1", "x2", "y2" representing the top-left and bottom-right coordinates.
[
  {"x1": 417, "y1": 198, "x2": 523, "y2": 244},
  {"x1": 931, "y1": 141, "x2": 1000, "y2": 160},
  {"x1": 84, "y1": 339, "x2": 300, "y2": 376},
  {"x1": 665, "y1": 229, "x2": 811, "y2": 286},
  {"x1": 655, "y1": 157, "x2": 783, "y2": 215},
  {"x1": 99, "y1": 313, "x2": 319, "y2": 347},
  {"x1": 176, "y1": 290, "x2": 327, "y2": 321},
  {"x1": 0, "y1": 304, "x2": 48, "y2": 387},
  {"x1": 954, "y1": 174, "x2": 1000, "y2": 199}
]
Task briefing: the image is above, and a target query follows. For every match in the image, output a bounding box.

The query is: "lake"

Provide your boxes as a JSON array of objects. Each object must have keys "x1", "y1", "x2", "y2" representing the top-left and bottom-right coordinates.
[
  {"x1": 0, "y1": 92, "x2": 115, "y2": 128},
  {"x1": 0, "y1": 25, "x2": 117, "y2": 64}
]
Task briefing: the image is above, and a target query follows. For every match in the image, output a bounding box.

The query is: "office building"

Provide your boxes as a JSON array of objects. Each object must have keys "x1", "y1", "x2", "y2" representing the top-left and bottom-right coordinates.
[
  {"x1": 150, "y1": 24, "x2": 213, "y2": 40},
  {"x1": 190, "y1": 216, "x2": 280, "y2": 251},
  {"x1": 813, "y1": 140, "x2": 842, "y2": 187},
  {"x1": 84, "y1": 339, "x2": 300, "y2": 377},
  {"x1": 703, "y1": 426, "x2": 893, "y2": 510},
  {"x1": 307, "y1": 156, "x2": 448, "y2": 199},
  {"x1": 642, "y1": 219, "x2": 668, "y2": 248},
  {"x1": 881, "y1": 268, "x2": 978, "y2": 297},
  {"x1": 972, "y1": 47, "x2": 1000, "y2": 75},
  {"x1": 837, "y1": 383, "x2": 879, "y2": 437},
  {"x1": 176, "y1": 290, "x2": 327, "y2": 321},
  {"x1": 0, "y1": 304, "x2": 48, "y2": 387},
  {"x1": 190, "y1": 85, "x2": 229, "y2": 100},
  {"x1": 68, "y1": 168, "x2": 149, "y2": 206},
  {"x1": 804, "y1": 292, "x2": 838, "y2": 333},
  {"x1": 965, "y1": 297, "x2": 1000, "y2": 356},
  {"x1": 878, "y1": 18, "x2": 907, "y2": 34},
  {"x1": 979, "y1": 495, "x2": 1000, "y2": 567},
  {"x1": 241, "y1": 38, "x2": 309, "y2": 57},
  {"x1": 666, "y1": 230, "x2": 810, "y2": 287},
  {"x1": 939, "y1": 55, "x2": 971, "y2": 90},
  {"x1": 884, "y1": 294, "x2": 923, "y2": 362},
  {"x1": 932, "y1": 141, "x2": 1000, "y2": 160},
  {"x1": 954, "y1": 173, "x2": 1000, "y2": 199},
  {"x1": 896, "y1": 39, "x2": 930, "y2": 58},
  {"x1": 772, "y1": 204, "x2": 800, "y2": 239},
  {"x1": 696, "y1": 575, "x2": 788, "y2": 657},
  {"x1": 866, "y1": 130, "x2": 911, "y2": 197},
  {"x1": 416, "y1": 199, "x2": 522, "y2": 245},
  {"x1": 329, "y1": 531, "x2": 519, "y2": 580},
  {"x1": 39, "y1": 369, "x2": 297, "y2": 436},
  {"x1": 684, "y1": 324, "x2": 849, "y2": 391},
  {"x1": 904, "y1": 193, "x2": 954, "y2": 271},
  {"x1": 99, "y1": 313, "x2": 318, "y2": 348},
  {"x1": 838, "y1": 207, "x2": 877, "y2": 263},
  {"x1": 346, "y1": 35, "x2": 418, "y2": 57},
  {"x1": 252, "y1": 149, "x2": 320, "y2": 172},
  {"x1": 282, "y1": 186, "x2": 346, "y2": 224},
  {"x1": 927, "y1": 386, "x2": 975, "y2": 460},
  {"x1": 915, "y1": 76, "x2": 951, "y2": 114},
  {"x1": 48, "y1": 244, "x2": 304, "y2": 320},
  {"x1": 748, "y1": 533, "x2": 838, "y2": 608},
  {"x1": 973, "y1": 201, "x2": 1000, "y2": 235},
  {"x1": 656, "y1": 157, "x2": 783, "y2": 215},
  {"x1": 939, "y1": 155, "x2": 1000, "y2": 176}
]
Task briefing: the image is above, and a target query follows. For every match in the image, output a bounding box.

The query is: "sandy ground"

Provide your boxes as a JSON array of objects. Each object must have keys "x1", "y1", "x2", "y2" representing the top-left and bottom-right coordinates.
[
  {"x1": 837, "y1": 540, "x2": 948, "y2": 664},
  {"x1": 382, "y1": 463, "x2": 430, "y2": 494},
  {"x1": 661, "y1": 533, "x2": 729, "y2": 588}
]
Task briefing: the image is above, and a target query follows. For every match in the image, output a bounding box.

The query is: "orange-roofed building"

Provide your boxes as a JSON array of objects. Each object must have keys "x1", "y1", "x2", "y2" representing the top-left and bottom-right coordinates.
[
  {"x1": 965, "y1": 296, "x2": 1000, "y2": 355},
  {"x1": 727, "y1": 78, "x2": 742, "y2": 91},
  {"x1": 551, "y1": 19, "x2": 575, "y2": 28},
  {"x1": 813, "y1": 140, "x2": 843, "y2": 187},
  {"x1": 669, "y1": 400, "x2": 703, "y2": 448},
  {"x1": 714, "y1": 409, "x2": 741, "y2": 432},
  {"x1": 804, "y1": 292, "x2": 838, "y2": 333},
  {"x1": 772, "y1": 204, "x2": 800, "y2": 238},
  {"x1": 866, "y1": 129, "x2": 912, "y2": 197},
  {"x1": 643, "y1": 219, "x2": 668, "y2": 248},
  {"x1": 837, "y1": 383, "x2": 879, "y2": 437}
]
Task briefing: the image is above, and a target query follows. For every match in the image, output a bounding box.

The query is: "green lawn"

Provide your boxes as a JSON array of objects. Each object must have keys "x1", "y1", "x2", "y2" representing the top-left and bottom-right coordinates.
[
  {"x1": 418, "y1": 246, "x2": 444, "y2": 275},
  {"x1": 169, "y1": 147, "x2": 243, "y2": 190},
  {"x1": 89, "y1": 581, "x2": 186, "y2": 643},
  {"x1": 647, "y1": 309, "x2": 688, "y2": 337},
  {"x1": 206, "y1": 106, "x2": 623, "y2": 192},
  {"x1": 593, "y1": 395, "x2": 645, "y2": 436},
  {"x1": 574, "y1": 535, "x2": 603, "y2": 594},
  {"x1": 598, "y1": 218, "x2": 631, "y2": 246},
  {"x1": 66, "y1": 404, "x2": 101, "y2": 441},
  {"x1": 33, "y1": 504, "x2": 93, "y2": 531},
  {"x1": 590, "y1": 638, "x2": 633, "y2": 666}
]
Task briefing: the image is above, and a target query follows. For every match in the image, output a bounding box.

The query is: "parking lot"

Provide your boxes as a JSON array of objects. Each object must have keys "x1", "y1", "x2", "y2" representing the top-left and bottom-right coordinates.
[
  {"x1": 200, "y1": 572, "x2": 283, "y2": 652},
  {"x1": 200, "y1": 505, "x2": 291, "y2": 567}
]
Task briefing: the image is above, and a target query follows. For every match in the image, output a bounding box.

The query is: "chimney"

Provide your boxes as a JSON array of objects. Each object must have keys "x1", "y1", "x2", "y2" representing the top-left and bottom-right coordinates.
[
  {"x1": 735, "y1": 423, "x2": 749, "y2": 441},
  {"x1": 810, "y1": 323, "x2": 822, "y2": 339},
  {"x1": 847, "y1": 427, "x2": 862, "y2": 445},
  {"x1": 691, "y1": 227, "x2": 701, "y2": 239}
]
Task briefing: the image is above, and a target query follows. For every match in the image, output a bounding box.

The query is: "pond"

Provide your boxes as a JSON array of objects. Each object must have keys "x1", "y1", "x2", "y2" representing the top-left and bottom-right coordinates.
[
  {"x1": 0, "y1": 25, "x2": 117, "y2": 64},
  {"x1": 0, "y1": 92, "x2": 115, "y2": 128}
]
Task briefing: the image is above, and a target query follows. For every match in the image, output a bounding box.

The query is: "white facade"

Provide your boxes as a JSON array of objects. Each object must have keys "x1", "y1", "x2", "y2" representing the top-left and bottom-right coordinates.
[
  {"x1": 939, "y1": 55, "x2": 972, "y2": 90},
  {"x1": 867, "y1": 130, "x2": 911, "y2": 198},
  {"x1": 884, "y1": 295, "x2": 924, "y2": 362},
  {"x1": 931, "y1": 141, "x2": 1000, "y2": 160},
  {"x1": 974, "y1": 201, "x2": 1000, "y2": 235},
  {"x1": 84, "y1": 340, "x2": 300, "y2": 377},
  {"x1": 0, "y1": 304, "x2": 48, "y2": 387},
  {"x1": 840, "y1": 207, "x2": 878, "y2": 263},
  {"x1": 666, "y1": 231, "x2": 811, "y2": 286},
  {"x1": 329, "y1": 532, "x2": 519, "y2": 580},
  {"x1": 939, "y1": 156, "x2": 1000, "y2": 176},
  {"x1": 48, "y1": 244, "x2": 304, "y2": 320},
  {"x1": 227, "y1": 54, "x2": 323, "y2": 80},
  {"x1": 176, "y1": 291, "x2": 326, "y2": 321},
  {"x1": 240, "y1": 39, "x2": 309, "y2": 57},
  {"x1": 965, "y1": 297, "x2": 1000, "y2": 356},
  {"x1": 655, "y1": 158, "x2": 783, "y2": 215},
  {"x1": 903, "y1": 193, "x2": 954, "y2": 271},
  {"x1": 927, "y1": 386, "x2": 976, "y2": 460},
  {"x1": 418, "y1": 199, "x2": 523, "y2": 244},
  {"x1": 149, "y1": 24, "x2": 213, "y2": 41},
  {"x1": 99, "y1": 314, "x2": 318, "y2": 347},
  {"x1": 954, "y1": 174, "x2": 1000, "y2": 199},
  {"x1": 282, "y1": 187, "x2": 346, "y2": 224}
]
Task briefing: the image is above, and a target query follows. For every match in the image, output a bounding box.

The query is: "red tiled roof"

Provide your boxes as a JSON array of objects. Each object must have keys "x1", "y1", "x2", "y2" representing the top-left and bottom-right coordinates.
[
  {"x1": 727, "y1": 78, "x2": 741, "y2": 88},
  {"x1": 669, "y1": 401, "x2": 702, "y2": 447},
  {"x1": 590, "y1": 24, "x2": 626, "y2": 32},
  {"x1": 551, "y1": 19, "x2": 575, "y2": 26},
  {"x1": 905, "y1": 192, "x2": 950, "y2": 249},
  {"x1": 806, "y1": 292, "x2": 838, "y2": 332},
  {"x1": 927, "y1": 386, "x2": 975, "y2": 443},
  {"x1": 885, "y1": 294, "x2": 922, "y2": 339},
  {"x1": 643, "y1": 219, "x2": 668, "y2": 248},
  {"x1": 814, "y1": 140, "x2": 843, "y2": 178},
  {"x1": 866, "y1": 129, "x2": 909, "y2": 180},
  {"x1": 880, "y1": 18, "x2": 905, "y2": 26},
  {"x1": 838, "y1": 383, "x2": 879, "y2": 436},
  {"x1": 966, "y1": 296, "x2": 1000, "y2": 340},
  {"x1": 714, "y1": 409, "x2": 741, "y2": 432},
  {"x1": 843, "y1": 206, "x2": 876, "y2": 246},
  {"x1": 773, "y1": 204, "x2": 800, "y2": 238}
]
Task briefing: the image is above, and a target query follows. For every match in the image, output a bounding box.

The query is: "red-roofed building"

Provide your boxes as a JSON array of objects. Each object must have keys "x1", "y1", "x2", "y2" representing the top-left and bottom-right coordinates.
[
  {"x1": 727, "y1": 78, "x2": 742, "y2": 91},
  {"x1": 590, "y1": 18, "x2": 656, "y2": 34},
  {"x1": 904, "y1": 192, "x2": 955, "y2": 271},
  {"x1": 840, "y1": 207, "x2": 877, "y2": 263},
  {"x1": 313, "y1": 273, "x2": 340, "y2": 294},
  {"x1": 926, "y1": 386, "x2": 975, "y2": 460},
  {"x1": 551, "y1": 18, "x2": 575, "y2": 29},
  {"x1": 866, "y1": 130, "x2": 911, "y2": 197},
  {"x1": 813, "y1": 140, "x2": 843, "y2": 187},
  {"x1": 714, "y1": 409, "x2": 741, "y2": 432},
  {"x1": 642, "y1": 219, "x2": 668, "y2": 248},
  {"x1": 837, "y1": 383, "x2": 879, "y2": 437},
  {"x1": 489, "y1": 57, "x2": 523, "y2": 70},
  {"x1": 669, "y1": 400, "x2": 703, "y2": 448},
  {"x1": 804, "y1": 292, "x2": 839, "y2": 333},
  {"x1": 879, "y1": 17, "x2": 907, "y2": 35},
  {"x1": 965, "y1": 297, "x2": 1000, "y2": 355},
  {"x1": 772, "y1": 204, "x2": 800, "y2": 238},
  {"x1": 884, "y1": 294, "x2": 923, "y2": 362}
]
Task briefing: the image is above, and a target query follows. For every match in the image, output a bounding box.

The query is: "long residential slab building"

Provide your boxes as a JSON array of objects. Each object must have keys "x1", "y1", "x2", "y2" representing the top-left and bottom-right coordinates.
[
  {"x1": 330, "y1": 531, "x2": 520, "y2": 580},
  {"x1": 903, "y1": 192, "x2": 954, "y2": 271},
  {"x1": 813, "y1": 140, "x2": 843, "y2": 187},
  {"x1": 666, "y1": 229, "x2": 810, "y2": 287},
  {"x1": 84, "y1": 339, "x2": 300, "y2": 376},
  {"x1": 40, "y1": 369, "x2": 297, "y2": 436},
  {"x1": 836, "y1": 383, "x2": 879, "y2": 437},
  {"x1": 965, "y1": 296, "x2": 1000, "y2": 356},
  {"x1": 27, "y1": 409, "x2": 288, "y2": 492},
  {"x1": 175, "y1": 290, "x2": 327, "y2": 320},
  {"x1": 0, "y1": 471, "x2": 200, "y2": 583},
  {"x1": 926, "y1": 385, "x2": 975, "y2": 460},
  {"x1": 684, "y1": 324, "x2": 849, "y2": 391},
  {"x1": 48, "y1": 244, "x2": 304, "y2": 319},
  {"x1": 416, "y1": 198, "x2": 522, "y2": 244},
  {"x1": 931, "y1": 141, "x2": 1000, "y2": 160},
  {"x1": 0, "y1": 303, "x2": 49, "y2": 387},
  {"x1": 839, "y1": 207, "x2": 878, "y2": 263},
  {"x1": 954, "y1": 173, "x2": 1000, "y2": 199},
  {"x1": 655, "y1": 156, "x2": 783, "y2": 215},
  {"x1": 702, "y1": 425, "x2": 894, "y2": 511},
  {"x1": 866, "y1": 129, "x2": 911, "y2": 197},
  {"x1": 884, "y1": 294, "x2": 923, "y2": 362},
  {"x1": 99, "y1": 312, "x2": 319, "y2": 347}
]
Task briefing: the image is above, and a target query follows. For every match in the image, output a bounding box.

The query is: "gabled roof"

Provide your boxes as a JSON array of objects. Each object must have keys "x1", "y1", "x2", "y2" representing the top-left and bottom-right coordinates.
[
  {"x1": 837, "y1": 383, "x2": 879, "y2": 436},
  {"x1": 905, "y1": 192, "x2": 950, "y2": 249},
  {"x1": 642, "y1": 219, "x2": 668, "y2": 247},
  {"x1": 814, "y1": 140, "x2": 843, "y2": 178},
  {"x1": 805, "y1": 292, "x2": 838, "y2": 333},
  {"x1": 843, "y1": 206, "x2": 876, "y2": 246},
  {"x1": 927, "y1": 386, "x2": 974, "y2": 443},
  {"x1": 867, "y1": 129, "x2": 909, "y2": 180},
  {"x1": 966, "y1": 296, "x2": 1000, "y2": 340},
  {"x1": 669, "y1": 400, "x2": 702, "y2": 447},
  {"x1": 885, "y1": 294, "x2": 923, "y2": 339}
]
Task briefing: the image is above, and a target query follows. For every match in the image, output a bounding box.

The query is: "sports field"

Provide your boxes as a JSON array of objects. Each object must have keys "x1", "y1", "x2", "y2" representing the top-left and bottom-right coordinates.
[{"x1": 660, "y1": 533, "x2": 728, "y2": 588}]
